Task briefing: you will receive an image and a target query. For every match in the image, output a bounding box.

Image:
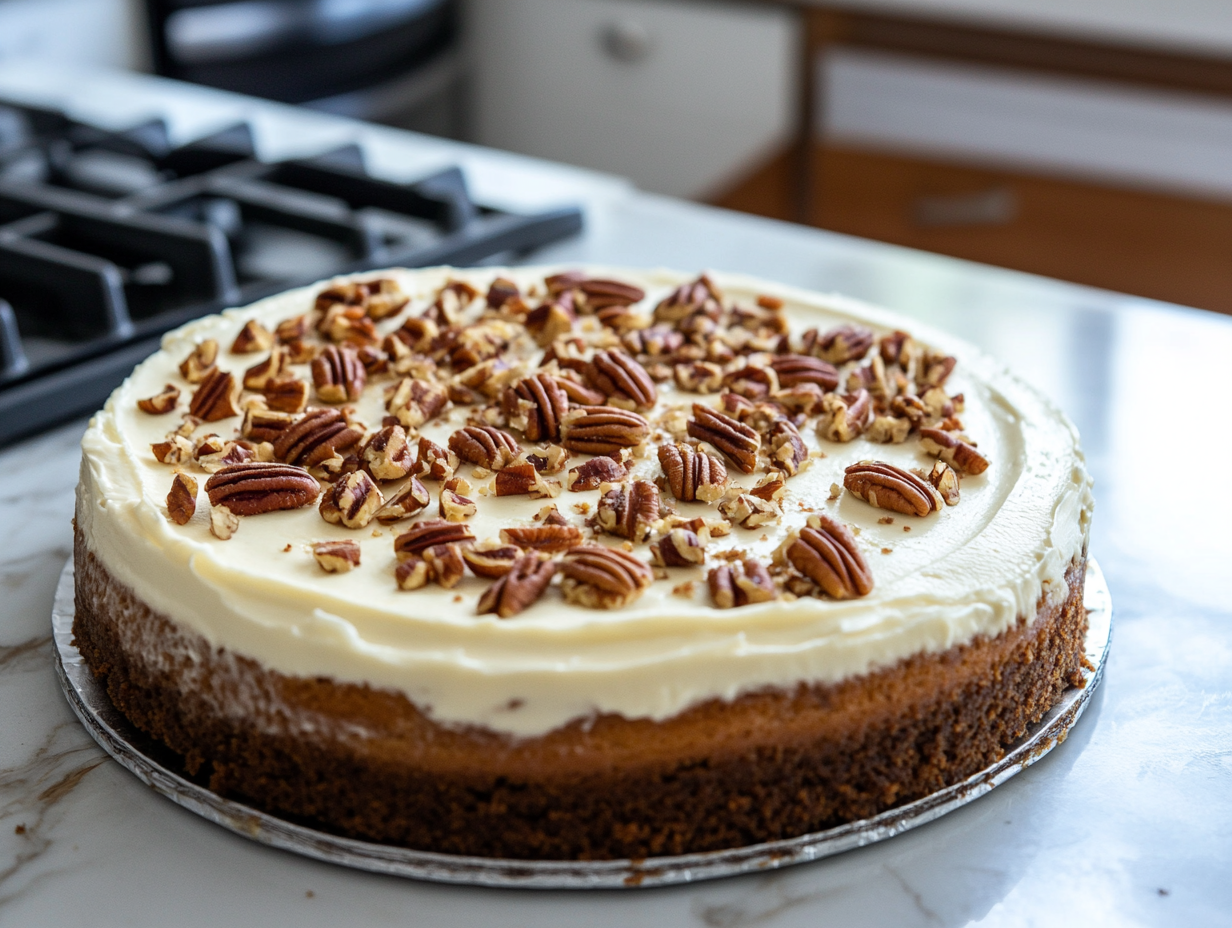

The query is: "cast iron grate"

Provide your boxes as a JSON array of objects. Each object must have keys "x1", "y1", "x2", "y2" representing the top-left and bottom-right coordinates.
[{"x1": 0, "y1": 99, "x2": 582, "y2": 446}]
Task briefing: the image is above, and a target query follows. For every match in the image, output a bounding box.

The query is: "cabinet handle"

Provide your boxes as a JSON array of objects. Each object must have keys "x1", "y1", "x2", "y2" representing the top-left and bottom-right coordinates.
[
  {"x1": 599, "y1": 19, "x2": 652, "y2": 63},
  {"x1": 912, "y1": 187, "x2": 1016, "y2": 228}
]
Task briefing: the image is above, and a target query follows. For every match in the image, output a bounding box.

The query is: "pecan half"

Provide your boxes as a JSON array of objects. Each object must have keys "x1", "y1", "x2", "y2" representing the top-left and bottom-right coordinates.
[
  {"x1": 494, "y1": 461, "x2": 558, "y2": 498},
  {"x1": 802, "y1": 324, "x2": 874, "y2": 364},
  {"x1": 499, "y1": 523, "x2": 582, "y2": 553},
  {"x1": 686, "y1": 404, "x2": 759, "y2": 474},
  {"x1": 312, "y1": 345, "x2": 366, "y2": 403},
  {"x1": 243, "y1": 345, "x2": 291, "y2": 391},
  {"x1": 596, "y1": 480, "x2": 660, "y2": 543},
  {"x1": 231, "y1": 319, "x2": 273, "y2": 354},
  {"x1": 362, "y1": 425, "x2": 415, "y2": 480},
  {"x1": 567, "y1": 456, "x2": 627, "y2": 491},
  {"x1": 559, "y1": 545, "x2": 653, "y2": 609},
  {"x1": 658, "y1": 442, "x2": 728, "y2": 502},
  {"x1": 477, "y1": 555, "x2": 556, "y2": 618},
  {"x1": 319, "y1": 471, "x2": 383, "y2": 528},
  {"x1": 585, "y1": 349, "x2": 657, "y2": 412},
  {"x1": 204, "y1": 462, "x2": 319, "y2": 516},
  {"x1": 179, "y1": 340, "x2": 218, "y2": 383},
  {"x1": 559, "y1": 406, "x2": 649, "y2": 454},
  {"x1": 449, "y1": 425, "x2": 521, "y2": 470},
  {"x1": 393, "y1": 519, "x2": 474, "y2": 559},
  {"x1": 783, "y1": 514, "x2": 873, "y2": 599},
  {"x1": 844, "y1": 461, "x2": 944, "y2": 516},
  {"x1": 928, "y1": 460, "x2": 961, "y2": 505},
  {"x1": 462, "y1": 541, "x2": 524, "y2": 578},
  {"x1": 138, "y1": 384, "x2": 180, "y2": 415},
  {"x1": 263, "y1": 377, "x2": 309, "y2": 413},
  {"x1": 546, "y1": 273, "x2": 645, "y2": 309},
  {"x1": 273, "y1": 409, "x2": 363, "y2": 468},
  {"x1": 817, "y1": 390, "x2": 873, "y2": 443},
  {"x1": 708, "y1": 558, "x2": 775, "y2": 608},
  {"x1": 312, "y1": 540, "x2": 360, "y2": 573},
  {"x1": 674, "y1": 361, "x2": 725, "y2": 393},
  {"x1": 767, "y1": 418, "x2": 808, "y2": 476},
  {"x1": 413, "y1": 436, "x2": 457, "y2": 481},
  {"x1": 918, "y1": 428, "x2": 990, "y2": 475},
  {"x1": 166, "y1": 473, "x2": 198, "y2": 525},
  {"x1": 770, "y1": 354, "x2": 839, "y2": 391},
  {"x1": 188, "y1": 368, "x2": 241, "y2": 422},
  {"x1": 650, "y1": 528, "x2": 705, "y2": 567},
  {"x1": 374, "y1": 477, "x2": 431, "y2": 523},
  {"x1": 502, "y1": 374, "x2": 569, "y2": 442},
  {"x1": 387, "y1": 377, "x2": 450, "y2": 430}
]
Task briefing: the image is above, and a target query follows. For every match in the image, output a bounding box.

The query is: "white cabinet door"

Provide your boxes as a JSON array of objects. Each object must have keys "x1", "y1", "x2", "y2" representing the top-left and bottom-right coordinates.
[{"x1": 467, "y1": 0, "x2": 798, "y2": 199}]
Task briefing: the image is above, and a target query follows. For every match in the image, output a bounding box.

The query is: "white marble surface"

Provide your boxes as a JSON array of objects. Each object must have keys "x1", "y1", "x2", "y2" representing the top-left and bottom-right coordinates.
[{"x1": 2, "y1": 71, "x2": 1231, "y2": 926}]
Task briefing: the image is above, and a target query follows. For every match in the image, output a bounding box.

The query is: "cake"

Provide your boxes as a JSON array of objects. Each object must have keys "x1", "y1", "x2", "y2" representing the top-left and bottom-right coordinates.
[{"x1": 72, "y1": 266, "x2": 1094, "y2": 860}]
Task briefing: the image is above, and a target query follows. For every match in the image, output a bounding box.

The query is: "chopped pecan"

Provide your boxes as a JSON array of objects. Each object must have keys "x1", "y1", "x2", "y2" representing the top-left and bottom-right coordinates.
[
  {"x1": 189, "y1": 368, "x2": 241, "y2": 422},
  {"x1": 674, "y1": 361, "x2": 725, "y2": 393},
  {"x1": 391, "y1": 315, "x2": 439, "y2": 354},
  {"x1": 595, "y1": 303, "x2": 650, "y2": 333},
  {"x1": 686, "y1": 404, "x2": 760, "y2": 474},
  {"x1": 585, "y1": 349, "x2": 657, "y2": 412},
  {"x1": 357, "y1": 344, "x2": 388, "y2": 374},
  {"x1": 386, "y1": 377, "x2": 450, "y2": 430},
  {"x1": 501, "y1": 523, "x2": 584, "y2": 553},
  {"x1": 623, "y1": 324, "x2": 684, "y2": 357},
  {"x1": 770, "y1": 354, "x2": 839, "y2": 391},
  {"x1": 282, "y1": 339, "x2": 317, "y2": 364},
  {"x1": 275, "y1": 314, "x2": 309, "y2": 343},
  {"x1": 919, "y1": 428, "x2": 989, "y2": 475},
  {"x1": 138, "y1": 384, "x2": 180, "y2": 415},
  {"x1": 658, "y1": 442, "x2": 728, "y2": 502},
  {"x1": 197, "y1": 440, "x2": 256, "y2": 473},
  {"x1": 802, "y1": 324, "x2": 874, "y2": 364},
  {"x1": 502, "y1": 373, "x2": 569, "y2": 442},
  {"x1": 210, "y1": 505, "x2": 239, "y2": 540},
  {"x1": 865, "y1": 415, "x2": 912, "y2": 444},
  {"x1": 846, "y1": 355, "x2": 889, "y2": 399},
  {"x1": 650, "y1": 528, "x2": 705, "y2": 567},
  {"x1": 525, "y1": 297, "x2": 576, "y2": 346},
  {"x1": 844, "y1": 461, "x2": 944, "y2": 516},
  {"x1": 231, "y1": 320, "x2": 273, "y2": 354},
  {"x1": 263, "y1": 377, "x2": 309, "y2": 413},
  {"x1": 559, "y1": 406, "x2": 650, "y2": 454},
  {"x1": 424, "y1": 543, "x2": 466, "y2": 588},
  {"x1": 394, "y1": 519, "x2": 474, "y2": 560},
  {"x1": 241, "y1": 408, "x2": 294, "y2": 444},
  {"x1": 722, "y1": 365, "x2": 778, "y2": 400},
  {"x1": 319, "y1": 471, "x2": 384, "y2": 528},
  {"x1": 596, "y1": 480, "x2": 660, "y2": 543},
  {"x1": 486, "y1": 277, "x2": 521, "y2": 310},
  {"x1": 152, "y1": 435, "x2": 193, "y2": 464},
  {"x1": 477, "y1": 555, "x2": 556, "y2": 618},
  {"x1": 365, "y1": 278, "x2": 411, "y2": 320},
  {"x1": 559, "y1": 545, "x2": 653, "y2": 609},
  {"x1": 374, "y1": 477, "x2": 431, "y2": 523},
  {"x1": 312, "y1": 345, "x2": 366, "y2": 403},
  {"x1": 449, "y1": 425, "x2": 521, "y2": 470},
  {"x1": 928, "y1": 460, "x2": 961, "y2": 505},
  {"x1": 319, "y1": 303, "x2": 377, "y2": 345},
  {"x1": 243, "y1": 345, "x2": 291, "y2": 391},
  {"x1": 708, "y1": 558, "x2": 775, "y2": 608},
  {"x1": 312, "y1": 540, "x2": 360, "y2": 573},
  {"x1": 166, "y1": 473, "x2": 198, "y2": 525},
  {"x1": 395, "y1": 557, "x2": 431, "y2": 590},
  {"x1": 767, "y1": 418, "x2": 808, "y2": 476},
  {"x1": 523, "y1": 444, "x2": 570, "y2": 474},
  {"x1": 654, "y1": 275, "x2": 722, "y2": 324},
  {"x1": 412, "y1": 436, "x2": 457, "y2": 481},
  {"x1": 273, "y1": 409, "x2": 363, "y2": 468},
  {"x1": 920, "y1": 352, "x2": 957, "y2": 387},
  {"x1": 179, "y1": 340, "x2": 218, "y2": 383},
  {"x1": 204, "y1": 462, "x2": 319, "y2": 515},
  {"x1": 362, "y1": 425, "x2": 415, "y2": 480},
  {"x1": 462, "y1": 541, "x2": 524, "y2": 578},
  {"x1": 718, "y1": 492, "x2": 780, "y2": 529},
  {"x1": 494, "y1": 461, "x2": 559, "y2": 498},
  {"x1": 665, "y1": 514, "x2": 730, "y2": 538},
  {"x1": 567, "y1": 455, "x2": 628, "y2": 491},
  {"x1": 782, "y1": 513, "x2": 873, "y2": 599},
  {"x1": 889, "y1": 394, "x2": 928, "y2": 426},
  {"x1": 817, "y1": 390, "x2": 873, "y2": 443},
  {"x1": 879, "y1": 330, "x2": 916, "y2": 366},
  {"x1": 750, "y1": 472, "x2": 787, "y2": 502},
  {"x1": 439, "y1": 485, "x2": 477, "y2": 521}
]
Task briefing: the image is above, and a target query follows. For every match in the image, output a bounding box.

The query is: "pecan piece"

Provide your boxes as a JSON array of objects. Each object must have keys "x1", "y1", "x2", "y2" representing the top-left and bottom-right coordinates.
[
  {"x1": 374, "y1": 477, "x2": 431, "y2": 523},
  {"x1": 802, "y1": 324, "x2": 874, "y2": 364},
  {"x1": 204, "y1": 462, "x2": 319, "y2": 516},
  {"x1": 395, "y1": 557, "x2": 432, "y2": 590},
  {"x1": 708, "y1": 558, "x2": 775, "y2": 608},
  {"x1": 501, "y1": 524, "x2": 583, "y2": 553},
  {"x1": 312, "y1": 345, "x2": 367, "y2": 403},
  {"x1": 263, "y1": 377, "x2": 309, "y2": 413},
  {"x1": 596, "y1": 480, "x2": 660, "y2": 543},
  {"x1": 546, "y1": 273, "x2": 645, "y2": 309},
  {"x1": 179, "y1": 340, "x2": 218, "y2": 383},
  {"x1": 439, "y1": 485, "x2": 477, "y2": 521},
  {"x1": 188, "y1": 368, "x2": 241, "y2": 422},
  {"x1": 722, "y1": 365, "x2": 778, "y2": 400},
  {"x1": 567, "y1": 456, "x2": 627, "y2": 491},
  {"x1": 817, "y1": 390, "x2": 873, "y2": 443},
  {"x1": 782, "y1": 514, "x2": 873, "y2": 599},
  {"x1": 241, "y1": 408, "x2": 294, "y2": 444},
  {"x1": 585, "y1": 349, "x2": 657, "y2": 412},
  {"x1": 750, "y1": 472, "x2": 787, "y2": 502},
  {"x1": 273, "y1": 409, "x2": 363, "y2": 468},
  {"x1": 387, "y1": 377, "x2": 450, "y2": 430},
  {"x1": 477, "y1": 555, "x2": 556, "y2": 618},
  {"x1": 413, "y1": 436, "x2": 457, "y2": 481},
  {"x1": 844, "y1": 461, "x2": 944, "y2": 516},
  {"x1": 623, "y1": 324, "x2": 684, "y2": 357},
  {"x1": 654, "y1": 275, "x2": 721, "y2": 324},
  {"x1": 559, "y1": 545, "x2": 653, "y2": 609},
  {"x1": 560, "y1": 406, "x2": 650, "y2": 455},
  {"x1": 320, "y1": 471, "x2": 383, "y2": 528},
  {"x1": 718, "y1": 492, "x2": 780, "y2": 529},
  {"x1": 928, "y1": 460, "x2": 961, "y2": 505},
  {"x1": 770, "y1": 354, "x2": 839, "y2": 391},
  {"x1": 424, "y1": 543, "x2": 467, "y2": 589},
  {"x1": 650, "y1": 528, "x2": 705, "y2": 567},
  {"x1": 918, "y1": 428, "x2": 989, "y2": 475},
  {"x1": 524, "y1": 297, "x2": 576, "y2": 346},
  {"x1": 231, "y1": 319, "x2": 273, "y2": 354},
  {"x1": 866, "y1": 415, "x2": 912, "y2": 444},
  {"x1": 393, "y1": 519, "x2": 474, "y2": 560},
  {"x1": 449, "y1": 425, "x2": 521, "y2": 470},
  {"x1": 502, "y1": 374, "x2": 569, "y2": 442},
  {"x1": 674, "y1": 361, "x2": 725, "y2": 393},
  {"x1": 494, "y1": 461, "x2": 559, "y2": 498},
  {"x1": 243, "y1": 345, "x2": 291, "y2": 391},
  {"x1": 658, "y1": 442, "x2": 728, "y2": 502},
  {"x1": 152, "y1": 435, "x2": 193, "y2": 464},
  {"x1": 166, "y1": 473, "x2": 198, "y2": 525},
  {"x1": 686, "y1": 404, "x2": 759, "y2": 474},
  {"x1": 362, "y1": 425, "x2": 415, "y2": 480},
  {"x1": 462, "y1": 541, "x2": 524, "y2": 579},
  {"x1": 210, "y1": 505, "x2": 239, "y2": 540},
  {"x1": 767, "y1": 419, "x2": 808, "y2": 476},
  {"x1": 138, "y1": 384, "x2": 180, "y2": 415},
  {"x1": 312, "y1": 540, "x2": 360, "y2": 573}
]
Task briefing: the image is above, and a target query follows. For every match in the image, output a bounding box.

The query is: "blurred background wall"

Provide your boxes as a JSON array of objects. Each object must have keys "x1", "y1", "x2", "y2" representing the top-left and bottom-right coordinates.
[{"x1": 5, "y1": 0, "x2": 1232, "y2": 313}]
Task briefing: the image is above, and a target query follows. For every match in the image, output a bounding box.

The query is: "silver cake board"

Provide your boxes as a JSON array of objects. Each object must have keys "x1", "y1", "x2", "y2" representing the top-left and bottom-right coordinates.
[{"x1": 52, "y1": 558, "x2": 1112, "y2": 889}]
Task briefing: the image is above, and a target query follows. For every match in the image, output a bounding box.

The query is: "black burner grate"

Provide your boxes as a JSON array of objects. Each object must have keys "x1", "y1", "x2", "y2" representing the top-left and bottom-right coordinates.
[{"x1": 0, "y1": 100, "x2": 582, "y2": 446}]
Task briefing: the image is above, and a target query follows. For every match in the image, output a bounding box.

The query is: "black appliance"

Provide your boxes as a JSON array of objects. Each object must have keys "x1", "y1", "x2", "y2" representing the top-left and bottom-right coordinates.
[{"x1": 0, "y1": 97, "x2": 582, "y2": 447}]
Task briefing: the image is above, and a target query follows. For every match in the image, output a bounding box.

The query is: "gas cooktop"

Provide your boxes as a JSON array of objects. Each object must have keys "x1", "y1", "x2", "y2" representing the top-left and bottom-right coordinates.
[{"x1": 0, "y1": 98, "x2": 582, "y2": 446}]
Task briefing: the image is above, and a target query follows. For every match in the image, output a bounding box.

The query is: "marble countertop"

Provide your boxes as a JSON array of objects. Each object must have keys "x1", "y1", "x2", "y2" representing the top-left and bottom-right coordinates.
[{"x1": 2, "y1": 70, "x2": 1231, "y2": 927}]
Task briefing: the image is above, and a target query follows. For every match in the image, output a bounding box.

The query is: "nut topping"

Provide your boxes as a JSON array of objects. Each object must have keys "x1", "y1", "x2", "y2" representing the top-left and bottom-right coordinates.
[
  {"x1": 210, "y1": 505, "x2": 239, "y2": 540},
  {"x1": 262, "y1": 377, "x2": 309, "y2": 413},
  {"x1": 658, "y1": 442, "x2": 728, "y2": 502},
  {"x1": 650, "y1": 528, "x2": 706, "y2": 567},
  {"x1": 413, "y1": 436, "x2": 457, "y2": 481},
  {"x1": 312, "y1": 540, "x2": 360, "y2": 573},
  {"x1": 502, "y1": 374, "x2": 569, "y2": 442},
  {"x1": 231, "y1": 320, "x2": 273, "y2": 354},
  {"x1": 362, "y1": 425, "x2": 415, "y2": 480},
  {"x1": 166, "y1": 473, "x2": 198, "y2": 525},
  {"x1": 585, "y1": 349, "x2": 657, "y2": 412},
  {"x1": 770, "y1": 354, "x2": 839, "y2": 391},
  {"x1": 449, "y1": 425, "x2": 521, "y2": 470},
  {"x1": 686, "y1": 404, "x2": 760, "y2": 474},
  {"x1": 928, "y1": 460, "x2": 961, "y2": 505},
  {"x1": 462, "y1": 541, "x2": 524, "y2": 578},
  {"x1": 674, "y1": 361, "x2": 725, "y2": 393},
  {"x1": 320, "y1": 471, "x2": 384, "y2": 528},
  {"x1": 500, "y1": 523, "x2": 583, "y2": 552},
  {"x1": 138, "y1": 384, "x2": 180, "y2": 415},
  {"x1": 204, "y1": 462, "x2": 319, "y2": 516},
  {"x1": 918, "y1": 428, "x2": 990, "y2": 475},
  {"x1": 708, "y1": 558, "x2": 775, "y2": 608},
  {"x1": 767, "y1": 418, "x2": 808, "y2": 476},
  {"x1": 374, "y1": 477, "x2": 431, "y2": 523},
  {"x1": 243, "y1": 345, "x2": 291, "y2": 391},
  {"x1": 241, "y1": 408, "x2": 294, "y2": 444},
  {"x1": 782, "y1": 513, "x2": 873, "y2": 599},
  {"x1": 179, "y1": 340, "x2": 218, "y2": 383},
  {"x1": 817, "y1": 390, "x2": 873, "y2": 443},
  {"x1": 273, "y1": 409, "x2": 363, "y2": 468},
  {"x1": 424, "y1": 543, "x2": 467, "y2": 589},
  {"x1": 312, "y1": 345, "x2": 367, "y2": 403},
  {"x1": 393, "y1": 519, "x2": 474, "y2": 559},
  {"x1": 843, "y1": 461, "x2": 944, "y2": 517},
  {"x1": 387, "y1": 377, "x2": 450, "y2": 429},
  {"x1": 439, "y1": 485, "x2": 477, "y2": 521},
  {"x1": 494, "y1": 461, "x2": 559, "y2": 498},
  {"x1": 802, "y1": 324, "x2": 874, "y2": 364},
  {"x1": 654, "y1": 275, "x2": 721, "y2": 324},
  {"x1": 559, "y1": 545, "x2": 653, "y2": 609},
  {"x1": 477, "y1": 555, "x2": 556, "y2": 618},
  {"x1": 718, "y1": 492, "x2": 780, "y2": 529},
  {"x1": 152, "y1": 435, "x2": 193, "y2": 464},
  {"x1": 596, "y1": 480, "x2": 660, "y2": 543},
  {"x1": 559, "y1": 406, "x2": 650, "y2": 454},
  {"x1": 188, "y1": 368, "x2": 241, "y2": 422},
  {"x1": 567, "y1": 455, "x2": 627, "y2": 491}
]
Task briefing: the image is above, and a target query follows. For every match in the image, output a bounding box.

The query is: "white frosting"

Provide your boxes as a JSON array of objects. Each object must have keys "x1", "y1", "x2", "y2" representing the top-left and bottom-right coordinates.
[{"x1": 77, "y1": 266, "x2": 1094, "y2": 737}]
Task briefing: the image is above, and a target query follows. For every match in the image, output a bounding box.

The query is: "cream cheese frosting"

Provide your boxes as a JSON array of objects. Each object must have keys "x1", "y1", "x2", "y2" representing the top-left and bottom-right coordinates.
[{"x1": 76, "y1": 266, "x2": 1094, "y2": 737}]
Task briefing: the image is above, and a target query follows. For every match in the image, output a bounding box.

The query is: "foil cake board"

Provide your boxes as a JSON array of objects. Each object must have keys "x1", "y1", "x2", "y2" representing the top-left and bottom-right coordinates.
[{"x1": 52, "y1": 558, "x2": 1112, "y2": 889}]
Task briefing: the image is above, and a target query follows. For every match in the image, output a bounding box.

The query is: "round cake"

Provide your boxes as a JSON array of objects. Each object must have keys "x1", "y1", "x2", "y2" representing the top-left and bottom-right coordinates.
[{"x1": 72, "y1": 266, "x2": 1094, "y2": 860}]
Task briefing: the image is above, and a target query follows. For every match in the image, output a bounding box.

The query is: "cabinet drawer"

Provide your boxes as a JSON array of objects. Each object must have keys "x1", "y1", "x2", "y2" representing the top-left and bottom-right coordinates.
[{"x1": 468, "y1": 0, "x2": 798, "y2": 199}]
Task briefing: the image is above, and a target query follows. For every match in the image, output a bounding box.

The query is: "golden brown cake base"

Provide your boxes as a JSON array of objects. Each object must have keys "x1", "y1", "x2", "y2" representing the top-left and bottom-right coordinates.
[{"x1": 72, "y1": 528, "x2": 1088, "y2": 860}]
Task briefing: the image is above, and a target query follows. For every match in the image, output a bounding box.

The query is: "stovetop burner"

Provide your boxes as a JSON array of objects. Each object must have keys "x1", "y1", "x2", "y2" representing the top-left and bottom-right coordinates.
[{"x1": 0, "y1": 100, "x2": 582, "y2": 446}]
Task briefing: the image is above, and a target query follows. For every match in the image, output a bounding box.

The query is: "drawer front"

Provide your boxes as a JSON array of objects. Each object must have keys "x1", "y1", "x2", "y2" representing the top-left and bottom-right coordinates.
[{"x1": 469, "y1": 0, "x2": 798, "y2": 199}]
